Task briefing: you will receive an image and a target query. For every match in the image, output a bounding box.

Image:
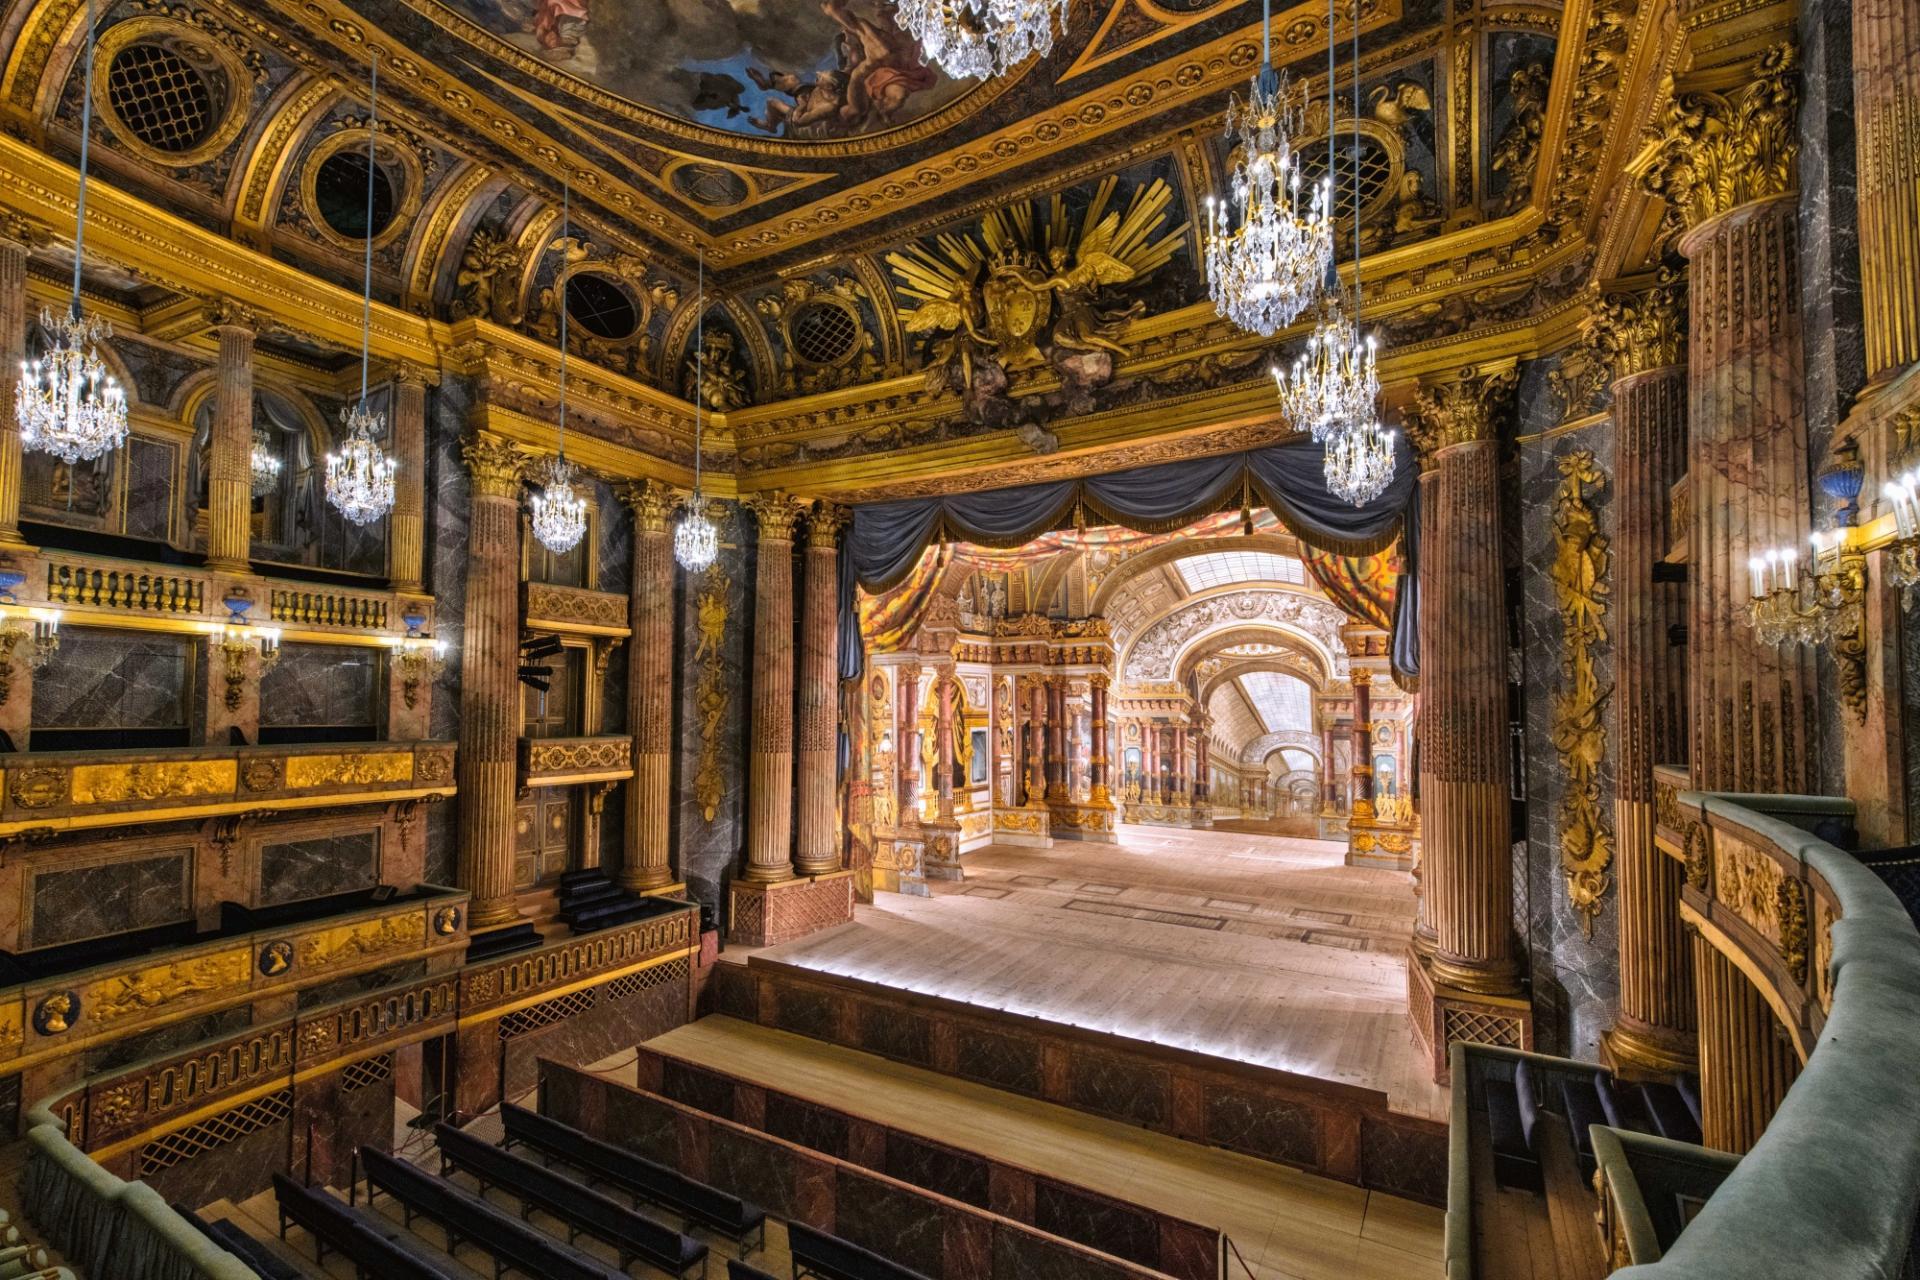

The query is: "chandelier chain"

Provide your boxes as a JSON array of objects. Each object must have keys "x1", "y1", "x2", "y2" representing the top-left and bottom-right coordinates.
[
  {"x1": 529, "y1": 178, "x2": 587, "y2": 554},
  {"x1": 674, "y1": 250, "x2": 718, "y2": 572}
]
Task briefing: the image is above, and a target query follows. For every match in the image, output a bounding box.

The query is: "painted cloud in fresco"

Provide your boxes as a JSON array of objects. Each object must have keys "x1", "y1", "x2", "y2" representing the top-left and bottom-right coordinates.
[{"x1": 451, "y1": 0, "x2": 969, "y2": 139}]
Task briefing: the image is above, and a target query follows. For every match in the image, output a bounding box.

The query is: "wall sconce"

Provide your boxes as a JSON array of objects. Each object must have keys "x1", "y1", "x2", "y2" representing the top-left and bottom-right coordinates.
[
  {"x1": 1747, "y1": 533, "x2": 1864, "y2": 649},
  {"x1": 218, "y1": 624, "x2": 281, "y2": 711},
  {"x1": 0, "y1": 609, "x2": 60, "y2": 706},
  {"x1": 1883, "y1": 467, "x2": 1920, "y2": 604},
  {"x1": 394, "y1": 636, "x2": 448, "y2": 710}
]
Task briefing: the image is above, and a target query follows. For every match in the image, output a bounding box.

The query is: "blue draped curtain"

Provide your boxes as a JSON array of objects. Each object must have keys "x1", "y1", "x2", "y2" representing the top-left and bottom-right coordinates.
[{"x1": 843, "y1": 435, "x2": 1421, "y2": 685}]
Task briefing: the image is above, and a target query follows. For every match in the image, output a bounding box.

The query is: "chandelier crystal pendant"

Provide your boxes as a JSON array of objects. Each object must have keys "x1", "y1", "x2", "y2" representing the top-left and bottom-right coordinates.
[
  {"x1": 895, "y1": 0, "x2": 1071, "y2": 80},
  {"x1": 674, "y1": 249, "x2": 718, "y2": 574},
  {"x1": 249, "y1": 424, "x2": 281, "y2": 496},
  {"x1": 18, "y1": 0, "x2": 129, "y2": 464},
  {"x1": 530, "y1": 180, "x2": 588, "y2": 555},
  {"x1": 1202, "y1": 0, "x2": 1333, "y2": 337},
  {"x1": 1324, "y1": 412, "x2": 1396, "y2": 505},
  {"x1": 325, "y1": 49, "x2": 397, "y2": 525}
]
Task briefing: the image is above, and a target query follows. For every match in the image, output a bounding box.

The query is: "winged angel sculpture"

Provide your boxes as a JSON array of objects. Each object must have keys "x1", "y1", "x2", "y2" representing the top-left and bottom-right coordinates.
[{"x1": 887, "y1": 177, "x2": 1187, "y2": 451}]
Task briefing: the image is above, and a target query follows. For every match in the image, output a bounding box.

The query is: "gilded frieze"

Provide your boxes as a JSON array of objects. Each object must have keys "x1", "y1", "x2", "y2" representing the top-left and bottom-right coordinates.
[
  {"x1": 993, "y1": 809, "x2": 1045, "y2": 834},
  {"x1": 1549, "y1": 450, "x2": 1613, "y2": 933},
  {"x1": 0, "y1": 1001, "x2": 22, "y2": 1056},
  {"x1": 83, "y1": 949, "x2": 252, "y2": 1029},
  {"x1": 1713, "y1": 834, "x2": 1785, "y2": 950},
  {"x1": 282, "y1": 752, "x2": 414, "y2": 789},
  {"x1": 296, "y1": 912, "x2": 428, "y2": 970},
  {"x1": 1814, "y1": 894, "x2": 1836, "y2": 1012},
  {"x1": 70, "y1": 760, "x2": 237, "y2": 807}
]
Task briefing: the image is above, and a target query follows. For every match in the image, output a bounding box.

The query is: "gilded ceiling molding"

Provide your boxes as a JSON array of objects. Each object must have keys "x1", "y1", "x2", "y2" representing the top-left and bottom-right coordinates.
[
  {"x1": 1641, "y1": 41, "x2": 1800, "y2": 231},
  {"x1": 232, "y1": 76, "x2": 342, "y2": 244},
  {"x1": 1403, "y1": 362, "x2": 1520, "y2": 460},
  {"x1": 1587, "y1": 275, "x2": 1688, "y2": 380},
  {"x1": 405, "y1": 161, "x2": 494, "y2": 310},
  {"x1": 1549, "y1": 448, "x2": 1613, "y2": 934}
]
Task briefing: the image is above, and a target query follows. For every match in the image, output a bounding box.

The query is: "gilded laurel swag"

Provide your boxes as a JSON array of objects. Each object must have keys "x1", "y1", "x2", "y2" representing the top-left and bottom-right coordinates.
[{"x1": 1549, "y1": 449, "x2": 1614, "y2": 933}]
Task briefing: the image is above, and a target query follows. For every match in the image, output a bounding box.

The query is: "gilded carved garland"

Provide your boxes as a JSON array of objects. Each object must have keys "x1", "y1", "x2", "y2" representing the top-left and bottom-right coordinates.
[
  {"x1": 1549, "y1": 449, "x2": 1614, "y2": 933},
  {"x1": 691, "y1": 541, "x2": 732, "y2": 824}
]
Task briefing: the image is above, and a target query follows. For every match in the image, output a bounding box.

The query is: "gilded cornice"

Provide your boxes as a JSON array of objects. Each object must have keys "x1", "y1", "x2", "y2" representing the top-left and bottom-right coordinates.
[
  {"x1": 1404, "y1": 363, "x2": 1521, "y2": 458},
  {"x1": 1641, "y1": 42, "x2": 1800, "y2": 231},
  {"x1": 1588, "y1": 276, "x2": 1688, "y2": 380},
  {"x1": 461, "y1": 432, "x2": 528, "y2": 499}
]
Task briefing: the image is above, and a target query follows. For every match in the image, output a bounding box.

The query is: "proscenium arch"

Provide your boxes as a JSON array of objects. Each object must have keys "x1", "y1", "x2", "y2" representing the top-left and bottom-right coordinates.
[{"x1": 1090, "y1": 531, "x2": 1311, "y2": 619}]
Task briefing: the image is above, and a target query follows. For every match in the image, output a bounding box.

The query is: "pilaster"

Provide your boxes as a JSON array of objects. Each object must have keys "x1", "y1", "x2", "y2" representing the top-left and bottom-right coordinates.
[
  {"x1": 623, "y1": 479, "x2": 678, "y2": 891},
  {"x1": 0, "y1": 222, "x2": 34, "y2": 549},
  {"x1": 388, "y1": 363, "x2": 430, "y2": 593},
  {"x1": 206, "y1": 302, "x2": 259, "y2": 573},
  {"x1": 795, "y1": 501, "x2": 846, "y2": 876},
  {"x1": 742, "y1": 493, "x2": 804, "y2": 886}
]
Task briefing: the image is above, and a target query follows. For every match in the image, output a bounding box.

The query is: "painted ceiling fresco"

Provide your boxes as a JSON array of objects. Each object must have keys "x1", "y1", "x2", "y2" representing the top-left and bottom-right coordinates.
[{"x1": 440, "y1": 0, "x2": 976, "y2": 139}]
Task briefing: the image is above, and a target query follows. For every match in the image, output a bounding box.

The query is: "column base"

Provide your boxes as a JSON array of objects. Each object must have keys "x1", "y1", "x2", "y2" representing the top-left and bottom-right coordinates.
[
  {"x1": 640, "y1": 881, "x2": 689, "y2": 899},
  {"x1": 1408, "y1": 948, "x2": 1533, "y2": 1084},
  {"x1": 1601, "y1": 1016, "x2": 1698, "y2": 1078},
  {"x1": 991, "y1": 807, "x2": 1051, "y2": 847},
  {"x1": 1047, "y1": 802, "x2": 1117, "y2": 842},
  {"x1": 728, "y1": 870, "x2": 855, "y2": 946}
]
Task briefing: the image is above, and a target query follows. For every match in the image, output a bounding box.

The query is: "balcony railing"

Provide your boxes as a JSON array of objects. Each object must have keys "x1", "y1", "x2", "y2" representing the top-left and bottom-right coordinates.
[
  {"x1": 521, "y1": 582, "x2": 631, "y2": 637},
  {"x1": 519, "y1": 735, "x2": 633, "y2": 787}
]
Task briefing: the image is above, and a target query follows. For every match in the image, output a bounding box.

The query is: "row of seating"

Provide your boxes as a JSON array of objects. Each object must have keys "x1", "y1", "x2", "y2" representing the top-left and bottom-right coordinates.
[
  {"x1": 434, "y1": 1121, "x2": 707, "y2": 1277},
  {"x1": 361, "y1": 1146, "x2": 631, "y2": 1280},
  {"x1": 556, "y1": 870, "x2": 667, "y2": 933},
  {"x1": 788, "y1": 1222, "x2": 935, "y2": 1280},
  {"x1": 501, "y1": 1102, "x2": 768, "y2": 1253},
  {"x1": 272, "y1": 1171, "x2": 466, "y2": 1279},
  {"x1": 1486, "y1": 1061, "x2": 1704, "y2": 1192},
  {"x1": 175, "y1": 1203, "x2": 302, "y2": 1280}
]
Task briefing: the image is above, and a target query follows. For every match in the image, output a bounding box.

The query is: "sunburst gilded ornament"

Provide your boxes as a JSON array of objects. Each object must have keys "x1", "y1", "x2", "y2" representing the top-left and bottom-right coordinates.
[
  {"x1": 895, "y1": 0, "x2": 1070, "y2": 79},
  {"x1": 325, "y1": 402, "x2": 397, "y2": 526},
  {"x1": 18, "y1": 309, "x2": 128, "y2": 463}
]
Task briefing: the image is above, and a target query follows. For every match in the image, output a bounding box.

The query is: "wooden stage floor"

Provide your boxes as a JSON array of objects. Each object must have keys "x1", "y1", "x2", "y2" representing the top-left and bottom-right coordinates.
[
  {"x1": 649, "y1": 1016, "x2": 1445, "y2": 1280},
  {"x1": 754, "y1": 823, "x2": 1446, "y2": 1122}
]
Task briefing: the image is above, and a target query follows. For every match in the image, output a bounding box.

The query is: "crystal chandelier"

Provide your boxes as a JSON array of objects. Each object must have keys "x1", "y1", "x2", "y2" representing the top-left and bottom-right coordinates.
[
  {"x1": 1325, "y1": 413, "x2": 1396, "y2": 505},
  {"x1": 1202, "y1": 0, "x2": 1333, "y2": 337},
  {"x1": 325, "y1": 50, "x2": 397, "y2": 525},
  {"x1": 1273, "y1": 300, "x2": 1378, "y2": 441},
  {"x1": 530, "y1": 180, "x2": 588, "y2": 555},
  {"x1": 18, "y1": 0, "x2": 128, "y2": 465},
  {"x1": 895, "y1": 0, "x2": 1070, "y2": 80},
  {"x1": 249, "y1": 424, "x2": 281, "y2": 496},
  {"x1": 674, "y1": 250, "x2": 718, "y2": 573}
]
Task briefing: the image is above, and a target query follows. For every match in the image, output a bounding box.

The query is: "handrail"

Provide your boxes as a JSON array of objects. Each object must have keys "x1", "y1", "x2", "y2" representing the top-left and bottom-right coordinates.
[{"x1": 1219, "y1": 1233, "x2": 1258, "y2": 1280}]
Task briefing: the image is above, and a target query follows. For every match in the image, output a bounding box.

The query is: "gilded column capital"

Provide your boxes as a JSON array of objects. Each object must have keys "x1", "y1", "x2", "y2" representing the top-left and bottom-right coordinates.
[
  {"x1": 1352, "y1": 666, "x2": 1374, "y2": 687},
  {"x1": 896, "y1": 661, "x2": 923, "y2": 683},
  {"x1": 622, "y1": 478, "x2": 680, "y2": 534},
  {"x1": 0, "y1": 213, "x2": 48, "y2": 249},
  {"x1": 807, "y1": 500, "x2": 848, "y2": 548},
  {"x1": 747, "y1": 492, "x2": 805, "y2": 542},
  {"x1": 390, "y1": 358, "x2": 435, "y2": 387},
  {"x1": 1588, "y1": 277, "x2": 1688, "y2": 380},
  {"x1": 1404, "y1": 364, "x2": 1519, "y2": 459},
  {"x1": 1090, "y1": 672, "x2": 1110, "y2": 692},
  {"x1": 207, "y1": 297, "x2": 261, "y2": 335},
  {"x1": 1642, "y1": 42, "x2": 1800, "y2": 232},
  {"x1": 462, "y1": 433, "x2": 527, "y2": 499}
]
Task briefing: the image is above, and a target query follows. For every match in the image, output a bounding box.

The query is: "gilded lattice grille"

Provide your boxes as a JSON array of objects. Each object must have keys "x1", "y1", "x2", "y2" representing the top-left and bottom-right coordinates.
[
  {"x1": 497, "y1": 987, "x2": 597, "y2": 1040},
  {"x1": 791, "y1": 300, "x2": 859, "y2": 366},
  {"x1": 607, "y1": 956, "x2": 689, "y2": 1001},
  {"x1": 107, "y1": 45, "x2": 217, "y2": 153},
  {"x1": 138, "y1": 1088, "x2": 292, "y2": 1176},
  {"x1": 340, "y1": 1052, "x2": 394, "y2": 1093},
  {"x1": 1441, "y1": 1006, "x2": 1524, "y2": 1051}
]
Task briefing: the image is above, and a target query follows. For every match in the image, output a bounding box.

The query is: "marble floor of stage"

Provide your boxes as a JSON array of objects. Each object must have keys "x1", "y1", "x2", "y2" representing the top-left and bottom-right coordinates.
[{"x1": 751, "y1": 822, "x2": 1445, "y2": 1122}]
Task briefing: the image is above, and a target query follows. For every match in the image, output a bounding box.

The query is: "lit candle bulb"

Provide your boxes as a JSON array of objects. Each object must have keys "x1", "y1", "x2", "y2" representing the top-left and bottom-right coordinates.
[{"x1": 1749, "y1": 556, "x2": 1767, "y2": 600}]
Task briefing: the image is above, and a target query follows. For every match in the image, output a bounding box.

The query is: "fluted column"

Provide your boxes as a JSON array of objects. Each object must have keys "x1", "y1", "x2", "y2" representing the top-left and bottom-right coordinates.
[
  {"x1": 1853, "y1": 0, "x2": 1920, "y2": 380},
  {"x1": 622, "y1": 480, "x2": 677, "y2": 891},
  {"x1": 0, "y1": 222, "x2": 32, "y2": 548},
  {"x1": 1089, "y1": 675, "x2": 1110, "y2": 805},
  {"x1": 744, "y1": 494, "x2": 804, "y2": 883},
  {"x1": 206, "y1": 304, "x2": 258, "y2": 573},
  {"x1": 1646, "y1": 47, "x2": 1819, "y2": 794},
  {"x1": 1351, "y1": 669, "x2": 1376, "y2": 818},
  {"x1": 1321, "y1": 719, "x2": 1339, "y2": 812},
  {"x1": 1409, "y1": 364, "x2": 1520, "y2": 994},
  {"x1": 1025, "y1": 675, "x2": 1047, "y2": 806},
  {"x1": 457, "y1": 434, "x2": 526, "y2": 928},
  {"x1": 388, "y1": 364, "x2": 429, "y2": 592},
  {"x1": 795, "y1": 502, "x2": 846, "y2": 876},
  {"x1": 1692, "y1": 933, "x2": 1803, "y2": 1152},
  {"x1": 1194, "y1": 718, "x2": 1210, "y2": 804},
  {"x1": 896, "y1": 663, "x2": 921, "y2": 825},
  {"x1": 1595, "y1": 285, "x2": 1698, "y2": 1071}
]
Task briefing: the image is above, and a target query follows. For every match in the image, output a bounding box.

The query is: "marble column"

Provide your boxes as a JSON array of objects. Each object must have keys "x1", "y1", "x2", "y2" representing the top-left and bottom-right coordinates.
[
  {"x1": 795, "y1": 502, "x2": 846, "y2": 876},
  {"x1": 1692, "y1": 932, "x2": 1803, "y2": 1152},
  {"x1": 1321, "y1": 719, "x2": 1339, "y2": 812},
  {"x1": 388, "y1": 365, "x2": 429, "y2": 593},
  {"x1": 0, "y1": 223, "x2": 31, "y2": 548},
  {"x1": 1408, "y1": 364, "x2": 1520, "y2": 995},
  {"x1": 1351, "y1": 669, "x2": 1376, "y2": 819},
  {"x1": 1852, "y1": 0, "x2": 1920, "y2": 381},
  {"x1": 1647, "y1": 49, "x2": 1819, "y2": 795},
  {"x1": 744, "y1": 495, "x2": 804, "y2": 883},
  {"x1": 896, "y1": 663, "x2": 922, "y2": 824},
  {"x1": 1045, "y1": 678, "x2": 1068, "y2": 802},
  {"x1": 1173, "y1": 726, "x2": 1188, "y2": 803},
  {"x1": 1194, "y1": 718, "x2": 1210, "y2": 804},
  {"x1": 935, "y1": 672, "x2": 956, "y2": 820},
  {"x1": 1595, "y1": 284, "x2": 1699, "y2": 1072},
  {"x1": 1089, "y1": 675, "x2": 1111, "y2": 805},
  {"x1": 1025, "y1": 675, "x2": 1047, "y2": 806},
  {"x1": 622, "y1": 480, "x2": 677, "y2": 891},
  {"x1": 206, "y1": 303, "x2": 258, "y2": 574},
  {"x1": 456, "y1": 434, "x2": 527, "y2": 929}
]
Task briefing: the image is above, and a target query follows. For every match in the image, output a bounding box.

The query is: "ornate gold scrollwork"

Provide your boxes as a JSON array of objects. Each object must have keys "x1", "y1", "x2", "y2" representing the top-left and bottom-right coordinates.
[
  {"x1": 1642, "y1": 43, "x2": 1801, "y2": 232},
  {"x1": 692, "y1": 538, "x2": 732, "y2": 824},
  {"x1": 1551, "y1": 450, "x2": 1614, "y2": 934},
  {"x1": 1683, "y1": 822, "x2": 1711, "y2": 892}
]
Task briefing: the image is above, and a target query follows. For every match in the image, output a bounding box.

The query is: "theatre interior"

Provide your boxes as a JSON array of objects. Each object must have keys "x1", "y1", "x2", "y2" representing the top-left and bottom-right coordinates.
[{"x1": 0, "y1": 0, "x2": 1914, "y2": 1274}]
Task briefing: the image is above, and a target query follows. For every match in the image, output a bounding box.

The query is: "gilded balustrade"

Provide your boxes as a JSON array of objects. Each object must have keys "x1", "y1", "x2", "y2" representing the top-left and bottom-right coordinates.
[
  {"x1": 518, "y1": 735, "x2": 635, "y2": 788},
  {"x1": 520, "y1": 582, "x2": 633, "y2": 637}
]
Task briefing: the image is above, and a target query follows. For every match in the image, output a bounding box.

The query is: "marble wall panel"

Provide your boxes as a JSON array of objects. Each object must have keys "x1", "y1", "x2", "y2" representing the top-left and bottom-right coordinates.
[
  {"x1": 257, "y1": 830, "x2": 380, "y2": 904},
  {"x1": 954, "y1": 1026, "x2": 1041, "y2": 1095},
  {"x1": 834, "y1": 1170, "x2": 946, "y2": 1278},
  {"x1": 706, "y1": 1123, "x2": 794, "y2": 1218},
  {"x1": 294, "y1": 958, "x2": 427, "y2": 1010},
  {"x1": 1032, "y1": 1184, "x2": 1158, "y2": 1271},
  {"x1": 596, "y1": 1079, "x2": 680, "y2": 1163},
  {"x1": 123, "y1": 435, "x2": 177, "y2": 542},
  {"x1": 885, "y1": 1130, "x2": 989, "y2": 1207},
  {"x1": 990, "y1": 1227, "x2": 1127, "y2": 1280},
  {"x1": 30, "y1": 852, "x2": 192, "y2": 949},
  {"x1": 765, "y1": 1093, "x2": 849, "y2": 1160},
  {"x1": 1359, "y1": 1115, "x2": 1448, "y2": 1206},
  {"x1": 856, "y1": 1002, "x2": 933, "y2": 1066},
  {"x1": 662, "y1": 1058, "x2": 737, "y2": 1121},
  {"x1": 31, "y1": 629, "x2": 192, "y2": 731},
  {"x1": 424, "y1": 381, "x2": 471, "y2": 890},
  {"x1": 0, "y1": 1073, "x2": 19, "y2": 1138},
  {"x1": 1066, "y1": 1051, "x2": 1170, "y2": 1128},
  {"x1": 1905, "y1": 595, "x2": 1920, "y2": 837},
  {"x1": 259, "y1": 644, "x2": 379, "y2": 729},
  {"x1": 674, "y1": 509, "x2": 749, "y2": 924},
  {"x1": 1203, "y1": 1087, "x2": 1318, "y2": 1167},
  {"x1": 84, "y1": 1004, "x2": 253, "y2": 1075},
  {"x1": 770, "y1": 980, "x2": 836, "y2": 1042}
]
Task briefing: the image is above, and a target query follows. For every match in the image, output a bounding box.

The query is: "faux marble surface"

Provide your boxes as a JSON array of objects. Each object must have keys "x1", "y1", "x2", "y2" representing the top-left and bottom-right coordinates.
[
  {"x1": 771, "y1": 984, "x2": 837, "y2": 1042},
  {"x1": 662, "y1": 1058, "x2": 736, "y2": 1121},
  {"x1": 425, "y1": 381, "x2": 471, "y2": 888},
  {"x1": 767, "y1": 1093, "x2": 851, "y2": 1162},
  {"x1": 257, "y1": 829, "x2": 380, "y2": 904},
  {"x1": 834, "y1": 1172, "x2": 946, "y2": 1277},
  {"x1": 856, "y1": 1002, "x2": 933, "y2": 1065},
  {"x1": 954, "y1": 1026, "x2": 1042, "y2": 1095},
  {"x1": 31, "y1": 629, "x2": 191, "y2": 731},
  {"x1": 294, "y1": 958, "x2": 428, "y2": 1010},
  {"x1": 1032, "y1": 1183, "x2": 1159, "y2": 1271},
  {"x1": 30, "y1": 851, "x2": 191, "y2": 949},
  {"x1": 258, "y1": 644, "x2": 379, "y2": 729},
  {"x1": 1066, "y1": 1051, "x2": 1170, "y2": 1128},
  {"x1": 1204, "y1": 1087, "x2": 1318, "y2": 1167},
  {"x1": 123, "y1": 436, "x2": 178, "y2": 543},
  {"x1": 84, "y1": 1003, "x2": 252, "y2": 1075},
  {"x1": 675, "y1": 516, "x2": 749, "y2": 924},
  {"x1": 886, "y1": 1129, "x2": 989, "y2": 1206}
]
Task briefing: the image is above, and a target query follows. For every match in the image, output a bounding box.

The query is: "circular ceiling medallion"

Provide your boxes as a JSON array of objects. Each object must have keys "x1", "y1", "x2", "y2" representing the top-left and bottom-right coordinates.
[
  {"x1": 93, "y1": 19, "x2": 250, "y2": 167},
  {"x1": 671, "y1": 163, "x2": 750, "y2": 208}
]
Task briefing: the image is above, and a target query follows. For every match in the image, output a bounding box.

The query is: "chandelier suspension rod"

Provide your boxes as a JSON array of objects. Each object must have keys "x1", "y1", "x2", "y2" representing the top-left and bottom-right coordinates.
[
  {"x1": 70, "y1": 0, "x2": 96, "y2": 322},
  {"x1": 1262, "y1": 0, "x2": 1273, "y2": 71},
  {"x1": 1352, "y1": 3, "x2": 1363, "y2": 320},
  {"x1": 557, "y1": 179, "x2": 568, "y2": 459},
  {"x1": 357, "y1": 50, "x2": 379, "y2": 408},
  {"x1": 1327, "y1": 0, "x2": 1336, "y2": 288},
  {"x1": 692, "y1": 249, "x2": 704, "y2": 500}
]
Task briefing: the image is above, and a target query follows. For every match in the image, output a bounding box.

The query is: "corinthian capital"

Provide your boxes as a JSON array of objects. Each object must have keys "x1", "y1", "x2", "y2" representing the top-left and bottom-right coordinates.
[
  {"x1": 206, "y1": 297, "x2": 261, "y2": 334},
  {"x1": 1404, "y1": 364, "x2": 1519, "y2": 459},
  {"x1": 1642, "y1": 42, "x2": 1800, "y2": 231},
  {"x1": 622, "y1": 478, "x2": 680, "y2": 534},
  {"x1": 806, "y1": 500, "x2": 848, "y2": 548},
  {"x1": 462, "y1": 432, "x2": 527, "y2": 499},
  {"x1": 1587, "y1": 276, "x2": 1688, "y2": 380},
  {"x1": 746, "y1": 492, "x2": 806, "y2": 542}
]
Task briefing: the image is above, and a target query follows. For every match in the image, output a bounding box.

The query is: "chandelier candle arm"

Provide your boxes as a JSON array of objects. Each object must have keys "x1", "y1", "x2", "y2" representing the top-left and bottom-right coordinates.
[
  {"x1": 530, "y1": 180, "x2": 587, "y2": 555},
  {"x1": 675, "y1": 249, "x2": 718, "y2": 573},
  {"x1": 895, "y1": 0, "x2": 1072, "y2": 81}
]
